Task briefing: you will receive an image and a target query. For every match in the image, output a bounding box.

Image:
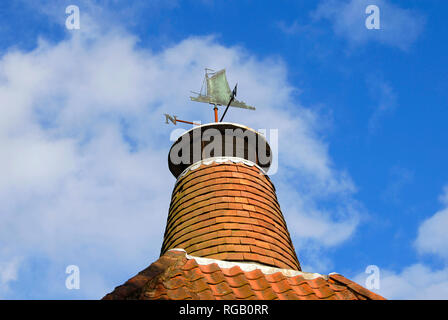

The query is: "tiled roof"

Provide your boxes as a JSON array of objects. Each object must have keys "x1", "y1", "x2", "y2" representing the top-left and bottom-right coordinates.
[
  {"x1": 161, "y1": 160, "x2": 301, "y2": 271},
  {"x1": 102, "y1": 249, "x2": 385, "y2": 300}
]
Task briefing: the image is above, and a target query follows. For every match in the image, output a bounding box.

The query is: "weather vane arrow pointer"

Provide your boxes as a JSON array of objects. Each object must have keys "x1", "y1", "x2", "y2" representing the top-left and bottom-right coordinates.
[{"x1": 219, "y1": 83, "x2": 237, "y2": 122}]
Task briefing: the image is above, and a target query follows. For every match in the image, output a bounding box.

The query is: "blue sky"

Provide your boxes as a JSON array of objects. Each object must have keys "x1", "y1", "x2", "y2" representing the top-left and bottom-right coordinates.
[{"x1": 0, "y1": 0, "x2": 447, "y2": 299}]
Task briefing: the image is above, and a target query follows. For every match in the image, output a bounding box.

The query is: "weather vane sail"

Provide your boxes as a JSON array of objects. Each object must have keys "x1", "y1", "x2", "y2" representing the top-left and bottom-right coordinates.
[
  {"x1": 190, "y1": 68, "x2": 255, "y2": 122},
  {"x1": 164, "y1": 68, "x2": 255, "y2": 126}
]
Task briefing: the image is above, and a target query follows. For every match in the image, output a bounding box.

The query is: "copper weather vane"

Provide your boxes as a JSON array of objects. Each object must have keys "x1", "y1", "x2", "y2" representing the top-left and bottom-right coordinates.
[{"x1": 164, "y1": 68, "x2": 255, "y2": 126}]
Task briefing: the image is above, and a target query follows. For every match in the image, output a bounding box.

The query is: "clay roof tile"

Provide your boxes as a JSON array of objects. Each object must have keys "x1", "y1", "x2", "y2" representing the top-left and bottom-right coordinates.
[{"x1": 103, "y1": 250, "x2": 385, "y2": 300}]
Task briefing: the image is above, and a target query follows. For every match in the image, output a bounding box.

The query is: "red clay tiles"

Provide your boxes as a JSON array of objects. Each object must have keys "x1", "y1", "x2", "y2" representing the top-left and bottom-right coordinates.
[
  {"x1": 161, "y1": 161, "x2": 301, "y2": 271},
  {"x1": 102, "y1": 249, "x2": 385, "y2": 300},
  {"x1": 105, "y1": 150, "x2": 386, "y2": 300}
]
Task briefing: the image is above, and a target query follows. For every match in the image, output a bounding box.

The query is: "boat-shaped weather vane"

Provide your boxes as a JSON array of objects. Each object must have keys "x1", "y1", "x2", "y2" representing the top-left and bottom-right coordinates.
[{"x1": 164, "y1": 68, "x2": 255, "y2": 126}]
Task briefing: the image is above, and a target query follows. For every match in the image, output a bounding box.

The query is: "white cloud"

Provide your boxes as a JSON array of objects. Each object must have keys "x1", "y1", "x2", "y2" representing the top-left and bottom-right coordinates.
[
  {"x1": 0, "y1": 258, "x2": 20, "y2": 285},
  {"x1": 351, "y1": 185, "x2": 448, "y2": 299},
  {"x1": 354, "y1": 263, "x2": 448, "y2": 299},
  {"x1": 313, "y1": 0, "x2": 425, "y2": 50},
  {"x1": 366, "y1": 76, "x2": 397, "y2": 133},
  {"x1": 381, "y1": 166, "x2": 414, "y2": 203},
  {"x1": 287, "y1": 203, "x2": 359, "y2": 249},
  {"x1": 277, "y1": 20, "x2": 313, "y2": 36},
  {"x1": 439, "y1": 185, "x2": 448, "y2": 206},
  {"x1": 0, "y1": 11, "x2": 363, "y2": 298},
  {"x1": 415, "y1": 186, "x2": 448, "y2": 261},
  {"x1": 0, "y1": 256, "x2": 22, "y2": 298}
]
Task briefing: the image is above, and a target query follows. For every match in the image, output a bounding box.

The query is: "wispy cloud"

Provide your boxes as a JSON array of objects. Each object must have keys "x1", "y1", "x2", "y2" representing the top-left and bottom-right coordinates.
[
  {"x1": 366, "y1": 75, "x2": 397, "y2": 133},
  {"x1": 354, "y1": 263, "x2": 448, "y2": 299},
  {"x1": 381, "y1": 166, "x2": 414, "y2": 204},
  {"x1": 276, "y1": 20, "x2": 313, "y2": 36},
  {"x1": 312, "y1": 0, "x2": 425, "y2": 50},
  {"x1": 354, "y1": 184, "x2": 448, "y2": 299},
  {"x1": 415, "y1": 186, "x2": 448, "y2": 261},
  {"x1": 0, "y1": 256, "x2": 22, "y2": 298},
  {"x1": 439, "y1": 185, "x2": 448, "y2": 206}
]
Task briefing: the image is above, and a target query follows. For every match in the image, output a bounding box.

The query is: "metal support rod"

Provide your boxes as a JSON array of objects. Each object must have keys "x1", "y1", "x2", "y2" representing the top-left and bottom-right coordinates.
[
  {"x1": 214, "y1": 105, "x2": 218, "y2": 122},
  {"x1": 176, "y1": 119, "x2": 201, "y2": 126}
]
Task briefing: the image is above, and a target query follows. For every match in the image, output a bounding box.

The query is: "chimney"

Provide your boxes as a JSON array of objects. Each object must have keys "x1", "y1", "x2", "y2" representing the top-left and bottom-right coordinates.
[{"x1": 161, "y1": 122, "x2": 301, "y2": 271}]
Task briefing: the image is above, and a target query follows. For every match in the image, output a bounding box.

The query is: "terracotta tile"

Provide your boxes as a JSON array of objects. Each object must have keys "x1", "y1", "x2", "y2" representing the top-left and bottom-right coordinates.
[
  {"x1": 217, "y1": 244, "x2": 235, "y2": 252},
  {"x1": 198, "y1": 263, "x2": 221, "y2": 274},
  {"x1": 221, "y1": 265, "x2": 244, "y2": 277},
  {"x1": 215, "y1": 216, "x2": 229, "y2": 224},
  {"x1": 226, "y1": 273, "x2": 250, "y2": 288},
  {"x1": 184, "y1": 268, "x2": 205, "y2": 282},
  {"x1": 225, "y1": 252, "x2": 245, "y2": 261},
  {"x1": 254, "y1": 286, "x2": 278, "y2": 300},
  {"x1": 203, "y1": 270, "x2": 227, "y2": 285},
  {"x1": 215, "y1": 203, "x2": 230, "y2": 210},
  {"x1": 277, "y1": 290, "x2": 301, "y2": 300},
  {"x1": 164, "y1": 276, "x2": 186, "y2": 290},
  {"x1": 270, "y1": 279, "x2": 293, "y2": 294},
  {"x1": 195, "y1": 289, "x2": 215, "y2": 300},
  {"x1": 242, "y1": 204, "x2": 256, "y2": 211},
  {"x1": 147, "y1": 289, "x2": 167, "y2": 300},
  {"x1": 244, "y1": 268, "x2": 264, "y2": 280},
  {"x1": 261, "y1": 256, "x2": 279, "y2": 267},
  {"x1": 265, "y1": 272, "x2": 287, "y2": 283},
  {"x1": 334, "y1": 289, "x2": 358, "y2": 300},
  {"x1": 236, "y1": 210, "x2": 251, "y2": 217},
  {"x1": 301, "y1": 293, "x2": 319, "y2": 300},
  {"x1": 226, "y1": 237, "x2": 241, "y2": 245},
  {"x1": 254, "y1": 240, "x2": 271, "y2": 250},
  {"x1": 287, "y1": 275, "x2": 308, "y2": 286},
  {"x1": 307, "y1": 277, "x2": 327, "y2": 289},
  {"x1": 235, "y1": 245, "x2": 251, "y2": 252},
  {"x1": 188, "y1": 238, "x2": 219, "y2": 252},
  {"x1": 231, "y1": 230, "x2": 248, "y2": 237},
  {"x1": 292, "y1": 283, "x2": 315, "y2": 297},
  {"x1": 181, "y1": 259, "x2": 199, "y2": 271},
  {"x1": 229, "y1": 203, "x2": 244, "y2": 210},
  {"x1": 239, "y1": 237, "x2": 255, "y2": 245},
  {"x1": 209, "y1": 281, "x2": 233, "y2": 297},
  {"x1": 215, "y1": 292, "x2": 236, "y2": 300},
  {"x1": 249, "y1": 244, "x2": 268, "y2": 255},
  {"x1": 328, "y1": 281, "x2": 347, "y2": 292},
  {"x1": 207, "y1": 252, "x2": 228, "y2": 260},
  {"x1": 166, "y1": 286, "x2": 193, "y2": 300},
  {"x1": 322, "y1": 293, "x2": 338, "y2": 300},
  {"x1": 225, "y1": 165, "x2": 238, "y2": 172},
  {"x1": 104, "y1": 161, "x2": 386, "y2": 301},
  {"x1": 254, "y1": 255, "x2": 275, "y2": 266},
  {"x1": 232, "y1": 284, "x2": 256, "y2": 299},
  {"x1": 313, "y1": 284, "x2": 336, "y2": 299},
  {"x1": 217, "y1": 230, "x2": 232, "y2": 237},
  {"x1": 243, "y1": 252, "x2": 261, "y2": 262},
  {"x1": 329, "y1": 274, "x2": 386, "y2": 300},
  {"x1": 248, "y1": 277, "x2": 271, "y2": 291}
]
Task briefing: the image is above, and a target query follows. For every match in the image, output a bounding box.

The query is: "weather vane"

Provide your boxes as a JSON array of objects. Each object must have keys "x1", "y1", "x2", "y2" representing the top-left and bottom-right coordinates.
[{"x1": 164, "y1": 68, "x2": 255, "y2": 126}]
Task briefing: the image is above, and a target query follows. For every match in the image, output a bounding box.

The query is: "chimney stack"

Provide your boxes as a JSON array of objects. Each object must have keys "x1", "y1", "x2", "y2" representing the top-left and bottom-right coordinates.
[{"x1": 161, "y1": 122, "x2": 301, "y2": 271}]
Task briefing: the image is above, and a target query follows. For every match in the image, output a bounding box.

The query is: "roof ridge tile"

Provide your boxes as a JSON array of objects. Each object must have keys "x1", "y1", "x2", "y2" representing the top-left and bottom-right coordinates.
[
  {"x1": 329, "y1": 274, "x2": 386, "y2": 300},
  {"x1": 175, "y1": 249, "x2": 327, "y2": 280},
  {"x1": 103, "y1": 247, "x2": 385, "y2": 300}
]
